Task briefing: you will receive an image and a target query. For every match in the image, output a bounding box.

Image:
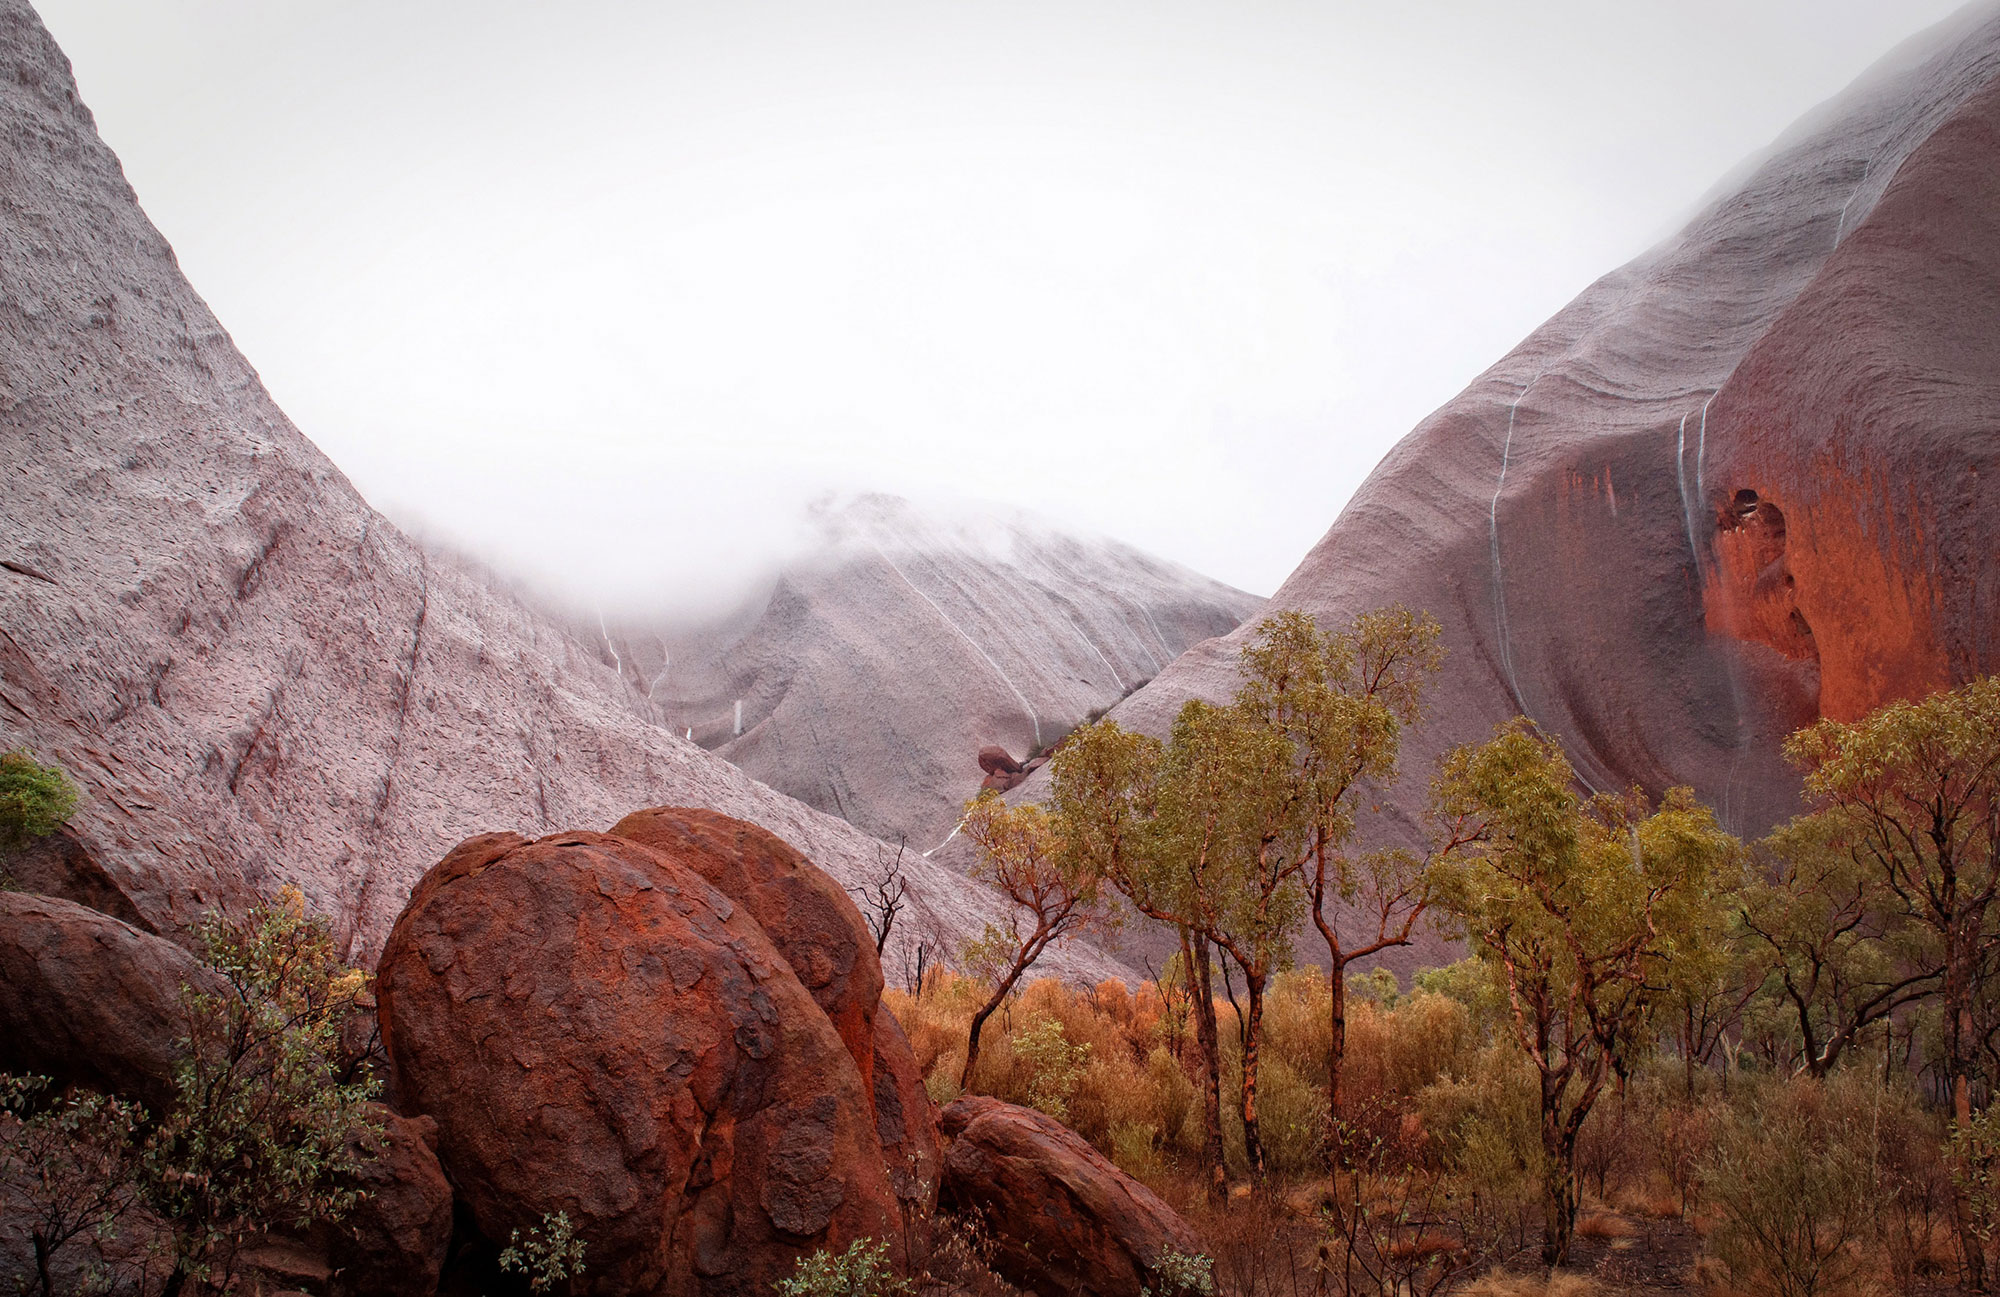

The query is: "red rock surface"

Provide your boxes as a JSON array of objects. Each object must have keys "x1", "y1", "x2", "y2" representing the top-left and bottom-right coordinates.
[
  {"x1": 375, "y1": 830, "x2": 899, "y2": 1297},
  {"x1": 0, "y1": 1, "x2": 1122, "y2": 985},
  {"x1": 937, "y1": 1095, "x2": 1202, "y2": 1297},
  {"x1": 1095, "y1": 5, "x2": 2000, "y2": 966},
  {"x1": 0, "y1": 891, "x2": 220, "y2": 1113},
  {"x1": 607, "y1": 494, "x2": 1259, "y2": 854},
  {"x1": 608, "y1": 806, "x2": 885, "y2": 1095},
  {"x1": 871, "y1": 1011, "x2": 942, "y2": 1209},
  {"x1": 327, "y1": 1105, "x2": 454, "y2": 1297}
]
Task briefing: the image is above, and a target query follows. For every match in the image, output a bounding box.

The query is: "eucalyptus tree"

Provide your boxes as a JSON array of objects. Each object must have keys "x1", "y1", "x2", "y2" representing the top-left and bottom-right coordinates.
[{"x1": 1433, "y1": 721, "x2": 1741, "y2": 1266}]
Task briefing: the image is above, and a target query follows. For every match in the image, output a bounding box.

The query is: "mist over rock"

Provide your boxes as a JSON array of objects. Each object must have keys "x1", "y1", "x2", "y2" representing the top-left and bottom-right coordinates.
[
  {"x1": 0, "y1": 0, "x2": 1126, "y2": 984},
  {"x1": 596, "y1": 493, "x2": 1260, "y2": 852},
  {"x1": 1099, "y1": 2, "x2": 2000, "y2": 915}
]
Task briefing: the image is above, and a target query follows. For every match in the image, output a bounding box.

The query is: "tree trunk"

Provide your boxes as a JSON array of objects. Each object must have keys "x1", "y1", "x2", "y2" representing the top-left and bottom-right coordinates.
[
  {"x1": 1540, "y1": 1097, "x2": 1579, "y2": 1268},
  {"x1": 1947, "y1": 920, "x2": 1988, "y2": 1291},
  {"x1": 1190, "y1": 933, "x2": 1227, "y2": 1199},
  {"x1": 961, "y1": 997, "x2": 1002, "y2": 1092},
  {"x1": 1240, "y1": 967, "x2": 1267, "y2": 1178},
  {"x1": 33, "y1": 1233, "x2": 52, "y2": 1297},
  {"x1": 1327, "y1": 956, "x2": 1348, "y2": 1167}
]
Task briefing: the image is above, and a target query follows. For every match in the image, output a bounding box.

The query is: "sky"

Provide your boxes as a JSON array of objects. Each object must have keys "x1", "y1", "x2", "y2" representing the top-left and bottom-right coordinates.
[{"x1": 35, "y1": 0, "x2": 1974, "y2": 612}]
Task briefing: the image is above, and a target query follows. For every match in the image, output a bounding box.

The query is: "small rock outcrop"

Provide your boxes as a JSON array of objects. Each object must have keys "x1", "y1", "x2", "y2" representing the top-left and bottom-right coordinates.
[
  {"x1": 375, "y1": 829, "x2": 900, "y2": 1297},
  {"x1": 608, "y1": 806, "x2": 883, "y2": 1093},
  {"x1": 938, "y1": 1095, "x2": 1202, "y2": 1297},
  {"x1": 976, "y1": 746, "x2": 1030, "y2": 793},
  {"x1": 0, "y1": 892, "x2": 220, "y2": 1113},
  {"x1": 327, "y1": 1105, "x2": 454, "y2": 1297}
]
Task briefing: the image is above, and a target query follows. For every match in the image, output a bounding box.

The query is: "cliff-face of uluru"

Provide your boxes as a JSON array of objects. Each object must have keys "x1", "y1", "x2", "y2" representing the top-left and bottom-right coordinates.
[
  {"x1": 0, "y1": 1, "x2": 1125, "y2": 983},
  {"x1": 600, "y1": 494, "x2": 1259, "y2": 852},
  {"x1": 1109, "y1": 4, "x2": 2000, "y2": 857}
]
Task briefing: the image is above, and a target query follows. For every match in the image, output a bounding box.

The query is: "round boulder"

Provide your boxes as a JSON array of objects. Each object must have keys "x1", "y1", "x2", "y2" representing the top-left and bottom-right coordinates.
[
  {"x1": 871, "y1": 1011, "x2": 941, "y2": 1209},
  {"x1": 376, "y1": 830, "x2": 897, "y2": 1297},
  {"x1": 327, "y1": 1105, "x2": 454, "y2": 1297},
  {"x1": 938, "y1": 1095, "x2": 1203, "y2": 1297},
  {"x1": 607, "y1": 806, "x2": 884, "y2": 1095}
]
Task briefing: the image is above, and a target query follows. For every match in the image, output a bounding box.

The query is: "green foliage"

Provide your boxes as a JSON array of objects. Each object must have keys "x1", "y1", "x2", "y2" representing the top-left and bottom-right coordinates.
[
  {"x1": 0, "y1": 1074, "x2": 146, "y2": 1297},
  {"x1": 1013, "y1": 1016, "x2": 1092, "y2": 1123},
  {"x1": 0, "y1": 748, "x2": 77, "y2": 856},
  {"x1": 145, "y1": 887, "x2": 379, "y2": 1293},
  {"x1": 499, "y1": 1210, "x2": 588, "y2": 1294},
  {"x1": 772, "y1": 1238, "x2": 910, "y2": 1297},
  {"x1": 1140, "y1": 1247, "x2": 1216, "y2": 1297}
]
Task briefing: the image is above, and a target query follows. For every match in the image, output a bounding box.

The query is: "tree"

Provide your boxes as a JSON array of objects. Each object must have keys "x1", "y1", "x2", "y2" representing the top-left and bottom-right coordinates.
[
  {"x1": 849, "y1": 839, "x2": 910, "y2": 957},
  {"x1": 146, "y1": 887, "x2": 380, "y2": 1296},
  {"x1": 1231, "y1": 608, "x2": 1461, "y2": 1145},
  {"x1": 0, "y1": 748, "x2": 77, "y2": 857},
  {"x1": 956, "y1": 795, "x2": 1110, "y2": 1092},
  {"x1": 1784, "y1": 675, "x2": 2000, "y2": 1289},
  {"x1": 1432, "y1": 721, "x2": 1739, "y2": 1266},
  {"x1": 0, "y1": 1074, "x2": 145, "y2": 1297}
]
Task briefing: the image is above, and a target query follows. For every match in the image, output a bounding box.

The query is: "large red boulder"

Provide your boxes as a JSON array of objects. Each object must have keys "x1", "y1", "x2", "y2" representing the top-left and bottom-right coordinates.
[
  {"x1": 937, "y1": 1096, "x2": 1202, "y2": 1297},
  {"x1": 871, "y1": 1011, "x2": 941, "y2": 1209},
  {"x1": 376, "y1": 830, "x2": 898, "y2": 1297},
  {"x1": 0, "y1": 892, "x2": 221, "y2": 1113},
  {"x1": 327, "y1": 1105, "x2": 454, "y2": 1297},
  {"x1": 607, "y1": 806, "x2": 883, "y2": 1094}
]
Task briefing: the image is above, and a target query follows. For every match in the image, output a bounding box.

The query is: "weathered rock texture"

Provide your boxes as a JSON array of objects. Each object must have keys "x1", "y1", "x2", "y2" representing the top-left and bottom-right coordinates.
[
  {"x1": 0, "y1": 891, "x2": 219, "y2": 1112},
  {"x1": 376, "y1": 829, "x2": 901, "y2": 1297},
  {"x1": 0, "y1": 1, "x2": 1122, "y2": 983},
  {"x1": 871, "y1": 1012, "x2": 942, "y2": 1208},
  {"x1": 938, "y1": 1095, "x2": 1202, "y2": 1297},
  {"x1": 326, "y1": 1105, "x2": 454, "y2": 1297},
  {"x1": 604, "y1": 494, "x2": 1259, "y2": 853},
  {"x1": 1096, "y1": 3, "x2": 2000, "y2": 950}
]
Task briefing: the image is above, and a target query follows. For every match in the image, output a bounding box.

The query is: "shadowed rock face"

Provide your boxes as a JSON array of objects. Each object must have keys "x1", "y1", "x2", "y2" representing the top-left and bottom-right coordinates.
[
  {"x1": 376, "y1": 831, "x2": 901, "y2": 1297},
  {"x1": 603, "y1": 494, "x2": 1260, "y2": 854},
  {"x1": 1100, "y1": 3, "x2": 2000, "y2": 944},
  {"x1": 0, "y1": 1, "x2": 1128, "y2": 984}
]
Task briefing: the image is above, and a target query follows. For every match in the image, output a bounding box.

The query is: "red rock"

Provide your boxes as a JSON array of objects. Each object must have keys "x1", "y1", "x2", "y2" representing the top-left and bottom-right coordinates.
[
  {"x1": 937, "y1": 1095, "x2": 1202, "y2": 1297},
  {"x1": 375, "y1": 830, "x2": 898, "y2": 1297},
  {"x1": 1107, "y1": 7, "x2": 2000, "y2": 974},
  {"x1": 607, "y1": 807, "x2": 882, "y2": 1094},
  {"x1": 977, "y1": 746, "x2": 1026, "y2": 778},
  {"x1": 0, "y1": 892, "x2": 221, "y2": 1113},
  {"x1": 871, "y1": 1011, "x2": 941, "y2": 1210},
  {"x1": 327, "y1": 1105, "x2": 453, "y2": 1297}
]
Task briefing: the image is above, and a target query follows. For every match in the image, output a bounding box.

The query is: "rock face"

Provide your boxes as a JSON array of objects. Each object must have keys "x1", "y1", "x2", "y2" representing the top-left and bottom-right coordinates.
[
  {"x1": 0, "y1": 891, "x2": 219, "y2": 1113},
  {"x1": 609, "y1": 806, "x2": 884, "y2": 1092},
  {"x1": 605, "y1": 494, "x2": 1260, "y2": 853},
  {"x1": 871, "y1": 1012, "x2": 942, "y2": 1209},
  {"x1": 937, "y1": 1095, "x2": 1202, "y2": 1297},
  {"x1": 1101, "y1": 4, "x2": 2000, "y2": 933},
  {"x1": 0, "y1": 1, "x2": 1123, "y2": 984},
  {"x1": 375, "y1": 829, "x2": 902, "y2": 1297},
  {"x1": 327, "y1": 1105, "x2": 454, "y2": 1297}
]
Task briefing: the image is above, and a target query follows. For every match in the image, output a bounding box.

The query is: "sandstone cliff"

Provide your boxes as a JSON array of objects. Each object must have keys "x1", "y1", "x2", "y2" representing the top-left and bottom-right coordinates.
[
  {"x1": 1100, "y1": 3, "x2": 2000, "y2": 879},
  {"x1": 596, "y1": 493, "x2": 1258, "y2": 852},
  {"x1": 0, "y1": 0, "x2": 1124, "y2": 983}
]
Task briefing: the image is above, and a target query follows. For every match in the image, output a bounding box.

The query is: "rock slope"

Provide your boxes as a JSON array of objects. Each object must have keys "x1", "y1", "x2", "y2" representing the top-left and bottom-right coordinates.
[
  {"x1": 600, "y1": 493, "x2": 1259, "y2": 852},
  {"x1": 1104, "y1": 2, "x2": 2000, "y2": 867},
  {"x1": 0, "y1": 0, "x2": 1123, "y2": 983}
]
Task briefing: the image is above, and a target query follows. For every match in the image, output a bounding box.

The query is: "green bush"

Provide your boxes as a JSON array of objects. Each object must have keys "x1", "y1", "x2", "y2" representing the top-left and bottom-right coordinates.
[
  {"x1": 0, "y1": 1073, "x2": 146, "y2": 1297},
  {"x1": 500, "y1": 1210, "x2": 588, "y2": 1293},
  {"x1": 0, "y1": 749, "x2": 77, "y2": 855},
  {"x1": 774, "y1": 1238, "x2": 910, "y2": 1297},
  {"x1": 1013, "y1": 1016, "x2": 1092, "y2": 1124}
]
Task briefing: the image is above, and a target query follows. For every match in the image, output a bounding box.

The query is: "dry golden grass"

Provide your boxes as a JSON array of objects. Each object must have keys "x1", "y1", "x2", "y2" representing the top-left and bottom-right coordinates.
[
  {"x1": 1576, "y1": 1209, "x2": 1636, "y2": 1240},
  {"x1": 1458, "y1": 1267, "x2": 1604, "y2": 1297}
]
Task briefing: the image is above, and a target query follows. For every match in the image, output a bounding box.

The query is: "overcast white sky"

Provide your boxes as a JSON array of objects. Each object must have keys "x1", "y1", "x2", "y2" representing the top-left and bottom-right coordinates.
[{"x1": 35, "y1": 0, "x2": 1972, "y2": 610}]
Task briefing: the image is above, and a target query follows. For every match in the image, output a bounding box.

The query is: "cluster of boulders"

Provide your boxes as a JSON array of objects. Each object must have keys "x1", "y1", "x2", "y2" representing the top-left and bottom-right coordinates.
[
  {"x1": 976, "y1": 745, "x2": 1048, "y2": 794},
  {"x1": 1, "y1": 805, "x2": 1201, "y2": 1297}
]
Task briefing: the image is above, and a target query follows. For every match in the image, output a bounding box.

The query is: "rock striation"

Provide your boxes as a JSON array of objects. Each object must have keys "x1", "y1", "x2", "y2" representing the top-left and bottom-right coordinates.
[
  {"x1": 602, "y1": 494, "x2": 1259, "y2": 853},
  {"x1": 376, "y1": 815, "x2": 943, "y2": 1296},
  {"x1": 0, "y1": 1, "x2": 1123, "y2": 984},
  {"x1": 1099, "y1": 3, "x2": 2000, "y2": 915}
]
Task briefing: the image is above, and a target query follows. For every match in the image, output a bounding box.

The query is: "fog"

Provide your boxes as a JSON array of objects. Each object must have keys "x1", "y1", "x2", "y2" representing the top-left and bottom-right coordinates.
[{"x1": 34, "y1": 0, "x2": 1973, "y2": 612}]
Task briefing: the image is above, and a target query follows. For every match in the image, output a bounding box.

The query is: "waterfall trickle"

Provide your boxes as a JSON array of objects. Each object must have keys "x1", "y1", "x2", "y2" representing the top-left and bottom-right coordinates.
[
  {"x1": 872, "y1": 544, "x2": 1043, "y2": 748},
  {"x1": 1487, "y1": 378, "x2": 1539, "y2": 716}
]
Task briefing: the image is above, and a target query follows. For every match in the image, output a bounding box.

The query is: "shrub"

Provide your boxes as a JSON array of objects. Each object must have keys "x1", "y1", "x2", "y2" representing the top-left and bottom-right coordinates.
[
  {"x1": 1700, "y1": 1074, "x2": 1876, "y2": 1297},
  {"x1": 774, "y1": 1237, "x2": 911, "y2": 1297},
  {"x1": 145, "y1": 887, "x2": 380, "y2": 1295},
  {"x1": 1013, "y1": 1015, "x2": 1092, "y2": 1124},
  {"x1": 0, "y1": 1073, "x2": 146, "y2": 1297},
  {"x1": 499, "y1": 1210, "x2": 588, "y2": 1293},
  {"x1": 0, "y1": 748, "x2": 77, "y2": 864}
]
